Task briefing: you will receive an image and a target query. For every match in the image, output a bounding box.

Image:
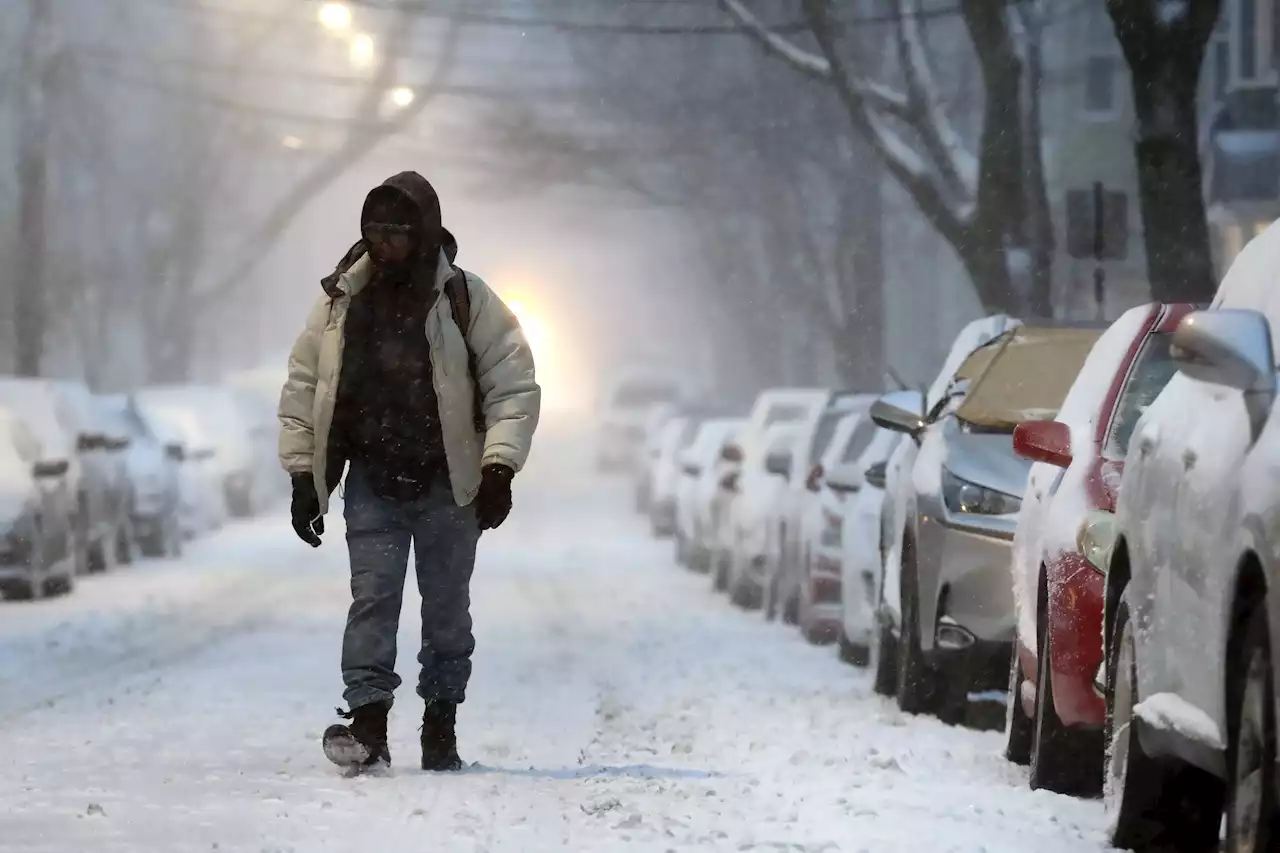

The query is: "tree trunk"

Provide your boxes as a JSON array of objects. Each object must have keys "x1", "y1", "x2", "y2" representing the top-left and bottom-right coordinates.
[
  {"x1": 1108, "y1": 0, "x2": 1220, "y2": 304},
  {"x1": 1131, "y1": 110, "x2": 1216, "y2": 304},
  {"x1": 1023, "y1": 14, "x2": 1055, "y2": 318},
  {"x1": 15, "y1": 0, "x2": 53, "y2": 377}
]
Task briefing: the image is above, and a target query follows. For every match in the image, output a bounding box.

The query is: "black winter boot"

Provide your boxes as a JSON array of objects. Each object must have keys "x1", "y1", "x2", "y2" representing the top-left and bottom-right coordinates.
[
  {"x1": 323, "y1": 701, "x2": 391, "y2": 769},
  {"x1": 421, "y1": 701, "x2": 464, "y2": 772}
]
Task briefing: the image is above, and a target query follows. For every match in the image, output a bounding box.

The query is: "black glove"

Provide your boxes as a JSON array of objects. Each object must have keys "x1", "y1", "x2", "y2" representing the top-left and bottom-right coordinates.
[
  {"x1": 291, "y1": 473, "x2": 324, "y2": 547},
  {"x1": 474, "y1": 464, "x2": 514, "y2": 530}
]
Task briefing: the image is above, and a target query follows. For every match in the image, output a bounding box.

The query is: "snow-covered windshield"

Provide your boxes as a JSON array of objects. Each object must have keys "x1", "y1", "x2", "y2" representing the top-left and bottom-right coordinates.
[
  {"x1": 763, "y1": 403, "x2": 809, "y2": 427},
  {"x1": 0, "y1": 382, "x2": 71, "y2": 454},
  {"x1": 611, "y1": 381, "x2": 682, "y2": 409},
  {"x1": 955, "y1": 327, "x2": 1104, "y2": 432},
  {"x1": 1105, "y1": 332, "x2": 1179, "y2": 458}
]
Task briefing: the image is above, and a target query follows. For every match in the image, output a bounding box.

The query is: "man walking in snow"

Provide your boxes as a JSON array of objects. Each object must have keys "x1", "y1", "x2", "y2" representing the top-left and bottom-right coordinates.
[{"x1": 277, "y1": 171, "x2": 540, "y2": 772}]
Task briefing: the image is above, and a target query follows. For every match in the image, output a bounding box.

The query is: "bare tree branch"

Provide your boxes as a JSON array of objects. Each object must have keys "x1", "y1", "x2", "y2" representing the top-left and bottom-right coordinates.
[{"x1": 197, "y1": 5, "x2": 463, "y2": 305}]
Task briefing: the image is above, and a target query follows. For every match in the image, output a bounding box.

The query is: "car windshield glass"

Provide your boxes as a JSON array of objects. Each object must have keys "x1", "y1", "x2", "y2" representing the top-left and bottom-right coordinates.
[
  {"x1": 840, "y1": 418, "x2": 879, "y2": 463},
  {"x1": 1105, "y1": 332, "x2": 1178, "y2": 458},
  {"x1": 807, "y1": 412, "x2": 843, "y2": 465}
]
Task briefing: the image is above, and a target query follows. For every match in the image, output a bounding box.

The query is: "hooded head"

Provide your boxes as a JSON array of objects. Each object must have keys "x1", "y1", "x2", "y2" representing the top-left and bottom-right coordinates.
[{"x1": 360, "y1": 171, "x2": 444, "y2": 275}]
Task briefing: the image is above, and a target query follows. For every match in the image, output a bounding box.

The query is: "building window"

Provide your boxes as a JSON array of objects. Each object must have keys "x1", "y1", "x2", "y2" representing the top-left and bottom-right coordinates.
[
  {"x1": 1084, "y1": 56, "x2": 1118, "y2": 116},
  {"x1": 1234, "y1": 0, "x2": 1274, "y2": 85}
]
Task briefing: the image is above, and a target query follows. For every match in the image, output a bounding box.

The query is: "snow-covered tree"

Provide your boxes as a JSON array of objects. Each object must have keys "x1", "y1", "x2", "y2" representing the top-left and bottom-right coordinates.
[{"x1": 721, "y1": 0, "x2": 1054, "y2": 318}]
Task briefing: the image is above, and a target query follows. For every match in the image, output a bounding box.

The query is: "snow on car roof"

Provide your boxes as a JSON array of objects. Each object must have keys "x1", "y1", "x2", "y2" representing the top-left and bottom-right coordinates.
[
  {"x1": 954, "y1": 326, "x2": 1104, "y2": 432},
  {"x1": 0, "y1": 379, "x2": 73, "y2": 451}
]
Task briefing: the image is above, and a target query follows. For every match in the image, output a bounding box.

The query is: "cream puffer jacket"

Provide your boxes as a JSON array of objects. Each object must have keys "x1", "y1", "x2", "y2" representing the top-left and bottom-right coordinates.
[{"x1": 277, "y1": 250, "x2": 540, "y2": 514}]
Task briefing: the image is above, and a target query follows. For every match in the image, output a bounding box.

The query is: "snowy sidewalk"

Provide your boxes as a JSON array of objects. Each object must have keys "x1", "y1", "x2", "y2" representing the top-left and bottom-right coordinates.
[{"x1": 0, "y1": 457, "x2": 1110, "y2": 853}]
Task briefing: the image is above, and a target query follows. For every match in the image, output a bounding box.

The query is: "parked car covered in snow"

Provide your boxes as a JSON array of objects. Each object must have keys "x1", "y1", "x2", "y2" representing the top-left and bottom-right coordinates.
[
  {"x1": 1002, "y1": 303, "x2": 1190, "y2": 797},
  {"x1": 0, "y1": 407, "x2": 77, "y2": 600},
  {"x1": 712, "y1": 388, "x2": 829, "y2": 596},
  {"x1": 1100, "y1": 227, "x2": 1280, "y2": 851},
  {"x1": 595, "y1": 371, "x2": 692, "y2": 473},
  {"x1": 674, "y1": 418, "x2": 745, "y2": 571},
  {"x1": 870, "y1": 324, "x2": 1102, "y2": 723},
  {"x1": 724, "y1": 422, "x2": 803, "y2": 609},
  {"x1": 835, "y1": 419, "x2": 908, "y2": 667},
  {"x1": 96, "y1": 395, "x2": 185, "y2": 558},
  {"x1": 868, "y1": 315, "x2": 1020, "y2": 699},
  {"x1": 0, "y1": 378, "x2": 131, "y2": 575},
  {"x1": 135, "y1": 385, "x2": 261, "y2": 520},
  {"x1": 648, "y1": 415, "x2": 703, "y2": 537},
  {"x1": 764, "y1": 391, "x2": 874, "y2": 630}
]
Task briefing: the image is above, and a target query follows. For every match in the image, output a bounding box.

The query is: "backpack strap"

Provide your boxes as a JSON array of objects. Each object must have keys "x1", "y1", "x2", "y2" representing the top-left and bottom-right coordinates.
[{"x1": 445, "y1": 267, "x2": 486, "y2": 434}]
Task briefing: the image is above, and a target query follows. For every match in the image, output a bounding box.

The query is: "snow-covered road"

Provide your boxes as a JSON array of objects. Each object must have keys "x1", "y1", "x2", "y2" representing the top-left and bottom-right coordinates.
[{"x1": 0, "y1": 432, "x2": 1111, "y2": 853}]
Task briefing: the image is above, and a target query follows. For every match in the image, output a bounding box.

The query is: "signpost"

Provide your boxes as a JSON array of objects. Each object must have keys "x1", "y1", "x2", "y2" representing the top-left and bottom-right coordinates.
[{"x1": 1066, "y1": 182, "x2": 1128, "y2": 321}]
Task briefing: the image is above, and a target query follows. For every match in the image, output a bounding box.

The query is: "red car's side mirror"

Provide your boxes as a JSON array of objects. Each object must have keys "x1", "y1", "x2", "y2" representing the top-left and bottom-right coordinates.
[
  {"x1": 1013, "y1": 420, "x2": 1072, "y2": 468},
  {"x1": 721, "y1": 443, "x2": 744, "y2": 463},
  {"x1": 805, "y1": 464, "x2": 823, "y2": 493}
]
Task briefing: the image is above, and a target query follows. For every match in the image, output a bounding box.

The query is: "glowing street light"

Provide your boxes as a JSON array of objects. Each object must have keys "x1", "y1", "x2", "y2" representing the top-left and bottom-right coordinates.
[
  {"x1": 317, "y1": 2, "x2": 352, "y2": 32},
  {"x1": 349, "y1": 32, "x2": 376, "y2": 68},
  {"x1": 390, "y1": 86, "x2": 415, "y2": 108},
  {"x1": 281, "y1": 135, "x2": 304, "y2": 150}
]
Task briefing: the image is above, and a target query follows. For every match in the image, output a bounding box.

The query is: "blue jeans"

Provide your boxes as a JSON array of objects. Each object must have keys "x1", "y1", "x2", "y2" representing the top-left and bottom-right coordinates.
[{"x1": 341, "y1": 465, "x2": 480, "y2": 710}]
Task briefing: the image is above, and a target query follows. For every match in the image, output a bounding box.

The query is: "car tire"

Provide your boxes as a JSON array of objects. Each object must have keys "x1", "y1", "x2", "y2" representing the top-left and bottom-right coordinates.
[
  {"x1": 871, "y1": 616, "x2": 899, "y2": 697},
  {"x1": 895, "y1": 544, "x2": 940, "y2": 716},
  {"x1": 730, "y1": 576, "x2": 762, "y2": 611},
  {"x1": 88, "y1": 534, "x2": 117, "y2": 574},
  {"x1": 712, "y1": 551, "x2": 730, "y2": 592},
  {"x1": 0, "y1": 578, "x2": 38, "y2": 601},
  {"x1": 762, "y1": 566, "x2": 780, "y2": 622},
  {"x1": 1105, "y1": 593, "x2": 1223, "y2": 851},
  {"x1": 1225, "y1": 603, "x2": 1279, "y2": 851},
  {"x1": 115, "y1": 518, "x2": 138, "y2": 566},
  {"x1": 1004, "y1": 643, "x2": 1033, "y2": 766},
  {"x1": 1030, "y1": 619, "x2": 1103, "y2": 796},
  {"x1": 838, "y1": 628, "x2": 870, "y2": 667},
  {"x1": 799, "y1": 582, "x2": 836, "y2": 646},
  {"x1": 782, "y1": 588, "x2": 799, "y2": 626},
  {"x1": 675, "y1": 533, "x2": 689, "y2": 568}
]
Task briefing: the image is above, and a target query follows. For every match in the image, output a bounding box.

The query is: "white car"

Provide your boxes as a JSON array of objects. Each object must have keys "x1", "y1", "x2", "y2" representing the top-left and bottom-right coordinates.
[
  {"x1": 648, "y1": 415, "x2": 703, "y2": 537},
  {"x1": 827, "y1": 415, "x2": 912, "y2": 661},
  {"x1": 712, "y1": 388, "x2": 830, "y2": 596},
  {"x1": 595, "y1": 371, "x2": 693, "y2": 474},
  {"x1": 1099, "y1": 225, "x2": 1280, "y2": 850},
  {"x1": 97, "y1": 395, "x2": 185, "y2": 558},
  {"x1": 634, "y1": 403, "x2": 680, "y2": 514},
  {"x1": 766, "y1": 392, "x2": 875, "y2": 630},
  {"x1": 726, "y1": 422, "x2": 803, "y2": 609},
  {"x1": 135, "y1": 385, "x2": 261, "y2": 520},
  {"x1": 674, "y1": 418, "x2": 744, "y2": 571},
  {"x1": 0, "y1": 378, "x2": 131, "y2": 575},
  {"x1": 0, "y1": 407, "x2": 77, "y2": 600},
  {"x1": 871, "y1": 315, "x2": 1021, "y2": 697}
]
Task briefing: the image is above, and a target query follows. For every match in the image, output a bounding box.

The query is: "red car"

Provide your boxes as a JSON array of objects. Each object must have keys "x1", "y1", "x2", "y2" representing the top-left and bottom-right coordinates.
[{"x1": 1004, "y1": 302, "x2": 1192, "y2": 796}]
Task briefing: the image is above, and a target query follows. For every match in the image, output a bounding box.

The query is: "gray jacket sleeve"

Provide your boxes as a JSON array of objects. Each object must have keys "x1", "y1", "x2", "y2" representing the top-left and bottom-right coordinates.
[
  {"x1": 277, "y1": 296, "x2": 328, "y2": 474},
  {"x1": 462, "y1": 273, "x2": 541, "y2": 471}
]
